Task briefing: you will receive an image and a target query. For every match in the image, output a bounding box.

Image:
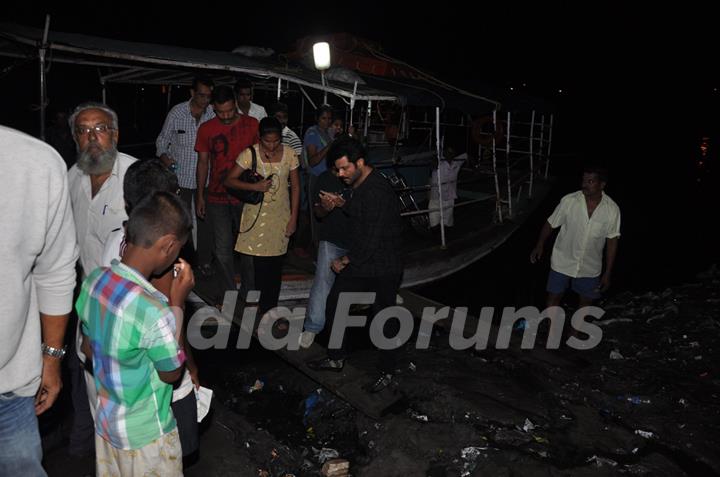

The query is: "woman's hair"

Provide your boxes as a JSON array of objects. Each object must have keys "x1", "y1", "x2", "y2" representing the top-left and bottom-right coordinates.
[
  {"x1": 315, "y1": 104, "x2": 333, "y2": 121},
  {"x1": 259, "y1": 117, "x2": 283, "y2": 137}
]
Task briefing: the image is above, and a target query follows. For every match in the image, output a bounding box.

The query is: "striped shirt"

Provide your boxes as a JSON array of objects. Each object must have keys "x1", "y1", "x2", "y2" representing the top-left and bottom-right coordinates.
[
  {"x1": 76, "y1": 260, "x2": 184, "y2": 450},
  {"x1": 155, "y1": 100, "x2": 215, "y2": 189},
  {"x1": 283, "y1": 126, "x2": 303, "y2": 156}
]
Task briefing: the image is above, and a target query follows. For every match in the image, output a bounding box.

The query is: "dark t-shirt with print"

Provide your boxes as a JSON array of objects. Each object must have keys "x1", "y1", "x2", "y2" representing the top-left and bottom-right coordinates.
[{"x1": 195, "y1": 115, "x2": 258, "y2": 205}]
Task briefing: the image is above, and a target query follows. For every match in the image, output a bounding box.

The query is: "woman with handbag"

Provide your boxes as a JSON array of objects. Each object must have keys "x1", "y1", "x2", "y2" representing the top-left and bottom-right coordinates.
[{"x1": 224, "y1": 117, "x2": 300, "y2": 317}]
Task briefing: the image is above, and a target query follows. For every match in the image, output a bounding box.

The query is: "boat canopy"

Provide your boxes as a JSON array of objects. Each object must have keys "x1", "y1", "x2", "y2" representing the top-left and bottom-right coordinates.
[{"x1": 0, "y1": 22, "x2": 505, "y2": 112}]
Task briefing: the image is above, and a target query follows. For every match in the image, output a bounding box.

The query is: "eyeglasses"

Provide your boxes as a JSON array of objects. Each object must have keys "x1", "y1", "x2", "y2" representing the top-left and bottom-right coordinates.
[{"x1": 74, "y1": 124, "x2": 115, "y2": 136}]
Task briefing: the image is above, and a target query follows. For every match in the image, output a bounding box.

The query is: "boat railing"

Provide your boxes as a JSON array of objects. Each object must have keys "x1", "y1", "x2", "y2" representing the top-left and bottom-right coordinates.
[{"x1": 373, "y1": 109, "x2": 554, "y2": 248}]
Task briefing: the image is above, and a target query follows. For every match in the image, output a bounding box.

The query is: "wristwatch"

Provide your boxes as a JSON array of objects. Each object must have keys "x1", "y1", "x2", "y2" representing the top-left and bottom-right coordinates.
[{"x1": 41, "y1": 343, "x2": 67, "y2": 359}]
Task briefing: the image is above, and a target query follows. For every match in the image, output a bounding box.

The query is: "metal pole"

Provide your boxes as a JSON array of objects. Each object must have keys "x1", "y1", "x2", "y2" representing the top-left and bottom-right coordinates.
[
  {"x1": 436, "y1": 107, "x2": 446, "y2": 249},
  {"x1": 545, "y1": 114, "x2": 554, "y2": 179},
  {"x1": 505, "y1": 111, "x2": 512, "y2": 218},
  {"x1": 277, "y1": 77, "x2": 282, "y2": 101},
  {"x1": 101, "y1": 81, "x2": 106, "y2": 104},
  {"x1": 166, "y1": 84, "x2": 172, "y2": 110},
  {"x1": 364, "y1": 100, "x2": 372, "y2": 138},
  {"x1": 539, "y1": 114, "x2": 546, "y2": 179},
  {"x1": 529, "y1": 110, "x2": 536, "y2": 197},
  {"x1": 492, "y1": 110, "x2": 502, "y2": 223},
  {"x1": 350, "y1": 80, "x2": 357, "y2": 119},
  {"x1": 300, "y1": 93, "x2": 305, "y2": 137},
  {"x1": 39, "y1": 15, "x2": 51, "y2": 140},
  {"x1": 321, "y1": 70, "x2": 327, "y2": 105}
]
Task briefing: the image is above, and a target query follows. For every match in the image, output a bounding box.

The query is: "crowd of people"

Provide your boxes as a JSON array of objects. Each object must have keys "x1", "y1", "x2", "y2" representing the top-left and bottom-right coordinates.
[{"x1": 0, "y1": 74, "x2": 620, "y2": 476}]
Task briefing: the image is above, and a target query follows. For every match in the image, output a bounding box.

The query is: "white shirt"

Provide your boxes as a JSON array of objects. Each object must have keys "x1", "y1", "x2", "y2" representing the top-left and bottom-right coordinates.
[
  {"x1": 0, "y1": 126, "x2": 79, "y2": 396},
  {"x1": 430, "y1": 156, "x2": 464, "y2": 202},
  {"x1": 548, "y1": 191, "x2": 621, "y2": 278},
  {"x1": 68, "y1": 152, "x2": 137, "y2": 278},
  {"x1": 239, "y1": 102, "x2": 267, "y2": 122}
]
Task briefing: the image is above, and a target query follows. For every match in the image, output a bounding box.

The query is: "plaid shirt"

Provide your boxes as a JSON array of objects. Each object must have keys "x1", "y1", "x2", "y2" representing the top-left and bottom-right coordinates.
[
  {"x1": 155, "y1": 100, "x2": 215, "y2": 189},
  {"x1": 76, "y1": 260, "x2": 184, "y2": 450}
]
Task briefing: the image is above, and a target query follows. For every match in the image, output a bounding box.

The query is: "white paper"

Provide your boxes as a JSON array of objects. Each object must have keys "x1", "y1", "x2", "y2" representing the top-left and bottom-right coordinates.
[{"x1": 195, "y1": 386, "x2": 213, "y2": 423}]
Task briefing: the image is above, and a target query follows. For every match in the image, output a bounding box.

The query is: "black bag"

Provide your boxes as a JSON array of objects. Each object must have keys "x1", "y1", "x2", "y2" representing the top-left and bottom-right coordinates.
[{"x1": 228, "y1": 146, "x2": 264, "y2": 205}]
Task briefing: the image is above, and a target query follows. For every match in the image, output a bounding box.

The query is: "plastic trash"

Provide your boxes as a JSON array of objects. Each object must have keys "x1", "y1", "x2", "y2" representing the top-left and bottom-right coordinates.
[
  {"x1": 618, "y1": 395, "x2": 651, "y2": 405},
  {"x1": 409, "y1": 409, "x2": 429, "y2": 422},
  {"x1": 634, "y1": 429, "x2": 656, "y2": 439},
  {"x1": 317, "y1": 447, "x2": 340, "y2": 464},
  {"x1": 303, "y1": 389, "x2": 324, "y2": 422},
  {"x1": 587, "y1": 455, "x2": 618, "y2": 467},
  {"x1": 461, "y1": 446, "x2": 486, "y2": 461},
  {"x1": 245, "y1": 379, "x2": 264, "y2": 393},
  {"x1": 408, "y1": 362, "x2": 417, "y2": 372},
  {"x1": 522, "y1": 418, "x2": 536, "y2": 432},
  {"x1": 609, "y1": 349, "x2": 624, "y2": 360}
]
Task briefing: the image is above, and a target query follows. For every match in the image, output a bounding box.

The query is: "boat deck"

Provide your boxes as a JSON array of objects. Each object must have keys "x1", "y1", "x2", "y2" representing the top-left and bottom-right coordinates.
[{"x1": 193, "y1": 175, "x2": 553, "y2": 305}]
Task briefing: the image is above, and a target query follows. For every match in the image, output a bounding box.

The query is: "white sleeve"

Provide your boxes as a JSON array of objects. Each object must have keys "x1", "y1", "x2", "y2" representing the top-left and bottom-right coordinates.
[
  {"x1": 547, "y1": 195, "x2": 570, "y2": 229},
  {"x1": 607, "y1": 207, "x2": 621, "y2": 238},
  {"x1": 33, "y1": 160, "x2": 79, "y2": 316},
  {"x1": 101, "y1": 229, "x2": 125, "y2": 267}
]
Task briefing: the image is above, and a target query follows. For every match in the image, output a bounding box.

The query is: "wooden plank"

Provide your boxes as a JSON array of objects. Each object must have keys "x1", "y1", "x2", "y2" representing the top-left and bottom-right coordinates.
[
  {"x1": 224, "y1": 305, "x2": 402, "y2": 420},
  {"x1": 272, "y1": 341, "x2": 403, "y2": 420}
]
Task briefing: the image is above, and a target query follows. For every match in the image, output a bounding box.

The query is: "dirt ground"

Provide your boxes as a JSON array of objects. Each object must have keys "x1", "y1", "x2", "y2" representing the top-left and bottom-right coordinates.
[{"x1": 42, "y1": 265, "x2": 720, "y2": 476}]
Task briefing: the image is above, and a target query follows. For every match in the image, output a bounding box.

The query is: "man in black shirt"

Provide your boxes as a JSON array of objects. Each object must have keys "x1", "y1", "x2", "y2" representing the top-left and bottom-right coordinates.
[{"x1": 307, "y1": 137, "x2": 404, "y2": 393}]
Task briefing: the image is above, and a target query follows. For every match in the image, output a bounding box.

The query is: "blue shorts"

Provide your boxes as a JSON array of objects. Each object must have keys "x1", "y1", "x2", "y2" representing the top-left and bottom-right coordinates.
[{"x1": 546, "y1": 269, "x2": 601, "y2": 299}]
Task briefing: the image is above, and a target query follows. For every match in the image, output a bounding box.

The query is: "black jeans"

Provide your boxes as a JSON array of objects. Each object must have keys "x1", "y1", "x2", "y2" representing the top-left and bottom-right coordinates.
[
  {"x1": 325, "y1": 273, "x2": 403, "y2": 373},
  {"x1": 206, "y1": 202, "x2": 254, "y2": 299},
  {"x1": 179, "y1": 188, "x2": 213, "y2": 267},
  {"x1": 252, "y1": 255, "x2": 284, "y2": 316}
]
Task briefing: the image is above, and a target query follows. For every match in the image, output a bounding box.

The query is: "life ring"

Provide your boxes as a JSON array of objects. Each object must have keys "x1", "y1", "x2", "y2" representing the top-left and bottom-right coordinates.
[{"x1": 471, "y1": 115, "x2": 505, "y2": 147}]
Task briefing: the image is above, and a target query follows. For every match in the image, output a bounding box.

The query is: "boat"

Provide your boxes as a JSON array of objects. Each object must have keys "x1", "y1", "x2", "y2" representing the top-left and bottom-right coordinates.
[{"x1": 0, "y1": 21, "x2": 557, "y2": 305}]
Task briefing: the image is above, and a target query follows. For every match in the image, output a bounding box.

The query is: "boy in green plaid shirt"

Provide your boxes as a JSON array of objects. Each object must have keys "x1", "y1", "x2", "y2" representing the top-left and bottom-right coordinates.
[{"x1": 77, "y1": 191, "x2": 194, "y2": 476}]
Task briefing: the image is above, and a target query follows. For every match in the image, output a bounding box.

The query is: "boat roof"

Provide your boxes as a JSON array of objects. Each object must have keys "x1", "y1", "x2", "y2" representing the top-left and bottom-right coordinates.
[{"x1": 0, "y1": 22, "x2": 554, "y2": 114}]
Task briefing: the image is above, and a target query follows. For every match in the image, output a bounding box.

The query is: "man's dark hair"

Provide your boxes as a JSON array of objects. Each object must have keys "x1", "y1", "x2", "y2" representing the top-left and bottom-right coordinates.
[
  {"x1": 327, "y1": 136, "x2": 366, "y2": 167},
  {"x1": 583, "y1": 165, "x2": 608, "y2": 183},
  {"x1": 259, "y1": 117, "x2": 283, "y2": 137},
  {"x1": 316, "y1": 104, "x2": 333, "y2": 121},
  {"x1": 234, "y1": 77, "x2": 253, "y2": 93},
  {"x1": 268, "y1": 102, "x2": 288, "y2": 116},
  {"x1": 192, "y1": 76, "x2": 214, "y2": 90},
  {"x1": 124, "y1": 159, "x2": 179, "y2": 214},
  {"x1": 126, "y1": 191, "x2": 192, "y2": 248},
  {"x1": 212, "y1": 85, "x2": 236, "y2": 104}
]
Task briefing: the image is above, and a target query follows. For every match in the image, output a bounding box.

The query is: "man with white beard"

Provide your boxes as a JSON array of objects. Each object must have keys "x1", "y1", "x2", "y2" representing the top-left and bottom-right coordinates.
[
  {"x1": 66, "y1": 102, "x2": 137, "y2": 457},
  {"x1": 68, "y1": 103, "x2": 137, "y2": 277}
]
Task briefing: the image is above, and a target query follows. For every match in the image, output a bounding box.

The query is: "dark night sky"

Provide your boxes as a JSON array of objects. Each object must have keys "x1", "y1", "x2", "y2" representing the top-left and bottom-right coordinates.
[
  {"x1": 2, "y1": 4, "x2": 717, "y2": 159},
  {"x1": 3, "y1": 4, "x2": 713, "y2": 92}
]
